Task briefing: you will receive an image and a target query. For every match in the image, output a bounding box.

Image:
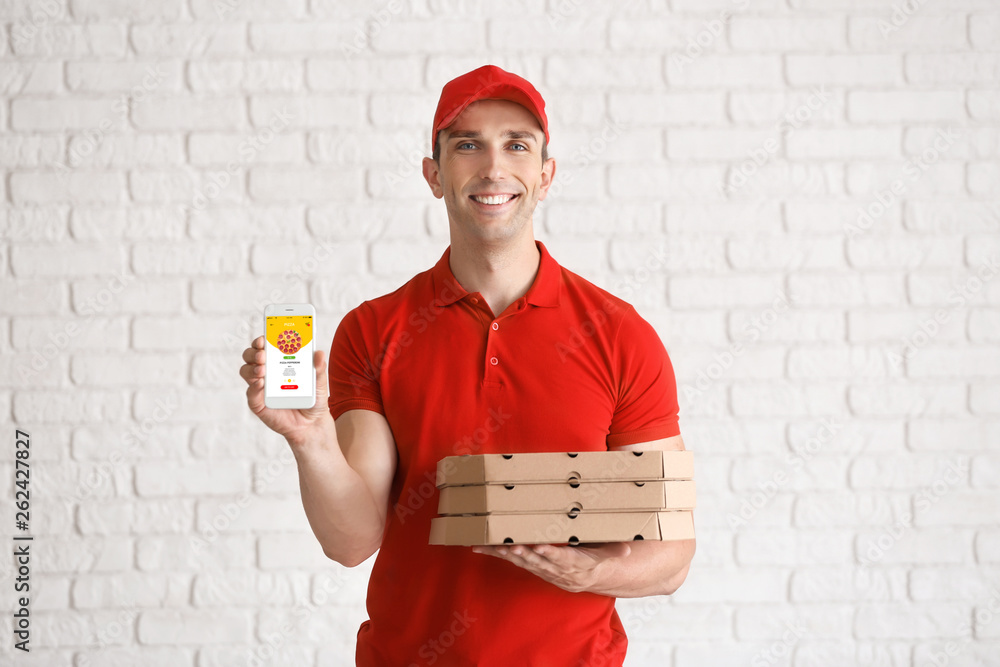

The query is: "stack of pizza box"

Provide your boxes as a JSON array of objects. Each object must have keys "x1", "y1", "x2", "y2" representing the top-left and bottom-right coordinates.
[{"x1": 428, "y1": 450, "x2": 696, "y2": 546}]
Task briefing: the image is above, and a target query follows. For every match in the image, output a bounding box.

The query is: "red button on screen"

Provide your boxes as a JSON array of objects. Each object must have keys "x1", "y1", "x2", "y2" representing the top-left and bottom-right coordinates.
[{"x1": 280, "y1": 385, "x2": 299, "y2": 390}]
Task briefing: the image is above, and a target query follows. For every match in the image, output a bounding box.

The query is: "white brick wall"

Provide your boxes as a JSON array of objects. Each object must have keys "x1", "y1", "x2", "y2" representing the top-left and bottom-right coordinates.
[{"x1": 1, "y1": 1, "x2": 998, "y2": 665}]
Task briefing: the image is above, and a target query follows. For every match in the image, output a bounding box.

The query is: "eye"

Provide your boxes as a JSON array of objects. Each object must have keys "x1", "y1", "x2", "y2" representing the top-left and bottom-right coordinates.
[
  {"x1": 457, "y1": 142, "x2": 477, "y2": 150},
  {"x1": 509, "y1": 143, "x2": 527, "y2": 151}
]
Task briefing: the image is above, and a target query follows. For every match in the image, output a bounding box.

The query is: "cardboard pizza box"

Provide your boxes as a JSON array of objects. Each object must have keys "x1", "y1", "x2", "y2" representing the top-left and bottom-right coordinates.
[
  {"x1": 435, "y1": 450, "x2": 694, "y2": 488},
  {"x1": 437, "y1": 479, "x2": 697, "y2": 515},
  {"x1": 429, "y1": 510, "x2": 695, "y2": 546}
]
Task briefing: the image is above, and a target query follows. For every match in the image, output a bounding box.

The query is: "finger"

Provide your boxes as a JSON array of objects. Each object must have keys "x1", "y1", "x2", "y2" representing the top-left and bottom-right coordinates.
[
  {"x1": 242, "y1": 345, "x2": 263, "y2": 364},
  {"x1": 238, "y1": 362, "x2": 265, "y2": 384}
]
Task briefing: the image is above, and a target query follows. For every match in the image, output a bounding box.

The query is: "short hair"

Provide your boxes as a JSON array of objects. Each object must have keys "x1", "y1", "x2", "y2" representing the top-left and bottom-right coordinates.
[{"x1": 433, "y1": 135, "x2": 549, "y2": 164}]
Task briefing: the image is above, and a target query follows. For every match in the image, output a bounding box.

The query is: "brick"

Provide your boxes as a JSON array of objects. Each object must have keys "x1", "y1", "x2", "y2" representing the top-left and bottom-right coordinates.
[
  {"x1": 735, "y1": 604, "x2": 853, "y2": 639},
  {"x1": 546, "y1": 202, "x2": 660, "y2": 237},
  {"x1": 848, "y1": 15, "x2": 968, "y2": 50},
  {"x1": 491, "y1": 18, "x2": 605, "y2": 50},
  {"x1": 191, "y1": 206, "x2": 307, "y2": 243},
  {"x1": 648, "y1": 310, "x2": 728, "y2": 347},
  {"x1": 35, "y1": 460, "x2": 131, "y2": 500},
  {"x1": 191, "y1": 423, "x2": 286, "y2": 460},
  {"x1": 609, "y1": 17, "x2": 706, "y2": 51},
  {"x1": 78, "y1": 499, "x2": 195, "y2": 534},
  {"x1": 1, "y1": 61, "x2": 64, "y2": 95},
  {"x1": 730, "y1": 308, "x2": 844, "y2": 344},
  {"x1": 132, "y1": 241, "x2": 244, "y2": 276},
  {"x1": 35, "y1": 536, "x2": 132, "y2": 574},
  {"x1": 672, "y1": 568, "x2": 788, "y2": 604},
  {"x1": 675, "y1": 345, "x2": 786, "y2": 383},
  {"x1": 907, "y1": 54, "x2": 1000, "y2": 86},
  {"x1": 848, "y1": 236, "x2": 963, "y2": 269},
  {"x1": 850, "y1": 454, "x2": 970, "y2": 490},
  {"x1": 910, "y1": 567, "x2": 1000, "y2": 601},
  {"x1": 969, "y1": 90, "x2": 1000, "y2": 121},
  {"x1": 130, "y1": 23, "x2": 247, "y2": 57},
  {"x1": 189, "y1": 0, "x2": 305, "y2": 19},
  {"x1": 970, "y1": 309, "x2": 1000, "y2": 343},
  {"x1": 970, "y1": 162, "x2": 1000, "y2": 196},
  {"x1": 200, "y1": 646, "x2": 313, "y2": 667},
  {"x1": 12, "y1": 23, "x2": 127, "y2": 57},
  {"x1": 732, "y1": 381, "x2": 845, "y2": 417},
  {"x1": 72, "y1": 423, "x2": 188, "y2": 463},
  {"x1": 905, "y1": 200, "x2": 1000, "y2": 235},
  {"x1": 730, "y1": 90, "x2": 845, "y2": 126},
  {"x1": 735, "y1": 530, "x2": 853, "y2": 566},
  {"x1": 2, "y1": 205, "x2": 70, "y2": 241},
  {"x1": 848, "y1": 308, "x2": 965, "y2": 343},
  {"x1": 67, "y1": 134, "x2": 184, "y2": 169},
  {"x1": 192, "y1": 571, "x2": 309, "y2": 606},
  {"x1": 248, "y1": 167, "x2": 363, "y2": 202},
  {"x1": 10, "y1": 171, "x2": 127, "y2": 204},
  {"x1": 248, "y1": 239, "x2": 364, "y2": 277},
  {"x1": 79, "y1": 647, "x2": 196, "y2": 667},
  {"x1": 788, "y1": 128, "x2": 901, "y2": 159},
  {"x1": 72, "y1": 572, "x2": 189, "y2": 609},
  {"x1": 787, "y1": 54, "x2": 902, "y2": 86},
  {"x1": 251, "y1": 23, "x2": 358, "y2": 53},
  {"x1": 0, "y1": 277, "x2": 67, "y2": 315},
  {"x1": 136, "y1": 535, "x2": 255, "y2": 572},
  {"x1": 70, "y1": 0, "x2": 182, "y2": 20},
  {"x1": 855, "y1": 603, "x2": 969, "y2": 639},
  {"x1": 137, "y1": 609, "x2": 253, "y2": 645},
  {"x1": 369, "y1": 239, "x2": 445, "y2": 276},
  {"x1": 909, "y1": 347, "x2": 1000, "y2": 378},
  {"x1": 729, "y1": 234, "x2": 845, "y2": 270},
  {"x1": 67, "y1": 61, "x2": 182, "y2": 93},
  {"x1": 848, "y1": 91, "x2": 966, "y2": 123},
  {"x1": 788, "y1": 346, "x2": 893, "y2": 380},
  {"x1": 133, "y1": 97, "x2": 247, "y2": 131},
  {"x1": 14, "y1": 390, "x2": 127, "y2": 423},
  {"x1": 791, "y1": 567, "x2": 908, "y2": 602},
  {"x1": 135, "y1": 462, "x2": 252, "y2": 497},
  {"x1": 189, "y1": 132, "x2": 303, "y2": 165},
  {"x1": 129, "y1": 170, "x2": 198, "y2": 204},
  {"x1": 914, "y1": 491, "x2": 1000, "y2": 527},
  {"x1": 371, "y1": 19, "x2": 483, "y2": 53},
  {"x1": 794, "y1": 492, "x2": 910, "y2": 528},
  {"x1": 195, "y1": 497, "x2": 311, "y2": 533},
  {"x1": 609, "y1": 92, "x2": 726, "y2": 125},
  {"x1": 972, "y1": 383, "x2": 1000, "y2": 415},
  {"x1": 790, "y1": 274, "x2": 906, "y2": 307},
  {"x1": 11, "y1": 97, "x2": 127, "y2": 134},
  {"x1": 731, "y1": 16, "x2": 846, "y2": 51},
  {"x1": 613, "y1": 164, "x2": 731, "y2": 200},
  {"x1": 908, "y1": 271, "x2": 995, "y2": 308},
  {"x1": 847, "y1": 162, "x2": 964, "y2": 197},
  {"x1": 671, "y1": 274, "x2": 784, "y2": 309},
  {"x1": 33, "y1": 610, "x2": 133, "y2": 649},
  {"x1": 189, "y1": 59, "x2": 304, "y2": 93},
  {"x1": 257, "y1": 533, "x2": 332, "y2": 570},
  {"x1": 850, "y1": 382, "x2": 966, "y2": 417},
  {"x1": 666, "y1": 127, "x2": 779, "y2": 161},
  {"x1": 971, "y1": 13, "x2": 1000, "y2": 48},
  {"x1": 905, "y1": 126, "x2": 997, "y2": 161},
  {"x1": 909, "y1": 419, "x2": 1000, "y2": 452},
  {"x1": 669, "y1": 54, "x2": 782, "y2": 88},
  {"x1": 306, "y1": 55, "x2": 423, "y2": 91}
]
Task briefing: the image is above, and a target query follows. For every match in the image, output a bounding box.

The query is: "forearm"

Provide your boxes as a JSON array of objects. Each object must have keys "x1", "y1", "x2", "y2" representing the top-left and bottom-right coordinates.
[
  {"x1": 289, "y1": 421, "x2": 385, "y2": 567},
  {"x1": 586, "y1": 538, "x2": 695, "y2": 598}
]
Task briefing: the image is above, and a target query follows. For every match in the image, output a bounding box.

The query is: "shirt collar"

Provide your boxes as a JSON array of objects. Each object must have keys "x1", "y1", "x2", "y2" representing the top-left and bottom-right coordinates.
[{"x1": 430, "y1": 239, "x2": 561, "y2": 309}]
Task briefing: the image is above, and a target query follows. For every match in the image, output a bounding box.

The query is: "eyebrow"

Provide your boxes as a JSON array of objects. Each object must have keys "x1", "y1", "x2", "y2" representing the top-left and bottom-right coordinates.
[{"x1": 447, "y1": 129, "x2": 538, "y2": 143}]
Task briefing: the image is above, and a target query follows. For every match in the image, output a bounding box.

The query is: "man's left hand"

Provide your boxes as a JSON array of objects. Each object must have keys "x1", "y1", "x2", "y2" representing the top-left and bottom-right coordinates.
[{"x1": 472, "y1": 542, "x2": 631, "y2": 594}]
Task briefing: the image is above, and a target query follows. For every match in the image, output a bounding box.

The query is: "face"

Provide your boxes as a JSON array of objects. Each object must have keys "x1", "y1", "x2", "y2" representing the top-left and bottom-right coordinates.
[{"x1": 422, "y1": 99, "x2": 556, "y2": 245}]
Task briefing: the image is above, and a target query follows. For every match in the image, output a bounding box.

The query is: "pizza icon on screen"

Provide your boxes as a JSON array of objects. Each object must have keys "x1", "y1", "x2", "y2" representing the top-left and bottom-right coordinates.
[{"x1": 276, "y1": 329, "x2": 302, "y2": 354}]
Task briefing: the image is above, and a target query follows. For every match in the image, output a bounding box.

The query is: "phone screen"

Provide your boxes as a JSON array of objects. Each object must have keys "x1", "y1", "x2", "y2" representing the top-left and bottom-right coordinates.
[{"x1": 265, "y1": 315, "x2": 314, "y2": 399}]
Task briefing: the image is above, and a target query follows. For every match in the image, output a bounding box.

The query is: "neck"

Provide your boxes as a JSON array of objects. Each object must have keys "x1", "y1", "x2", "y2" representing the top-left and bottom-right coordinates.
[{"x1": 448, "y1": 234, "x2": 541, "y2": 317}]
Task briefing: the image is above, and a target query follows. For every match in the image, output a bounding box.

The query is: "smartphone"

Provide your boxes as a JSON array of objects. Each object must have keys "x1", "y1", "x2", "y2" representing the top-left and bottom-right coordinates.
[{"x1": 264, "y1": 303, "x2": 316, "y2": 409}]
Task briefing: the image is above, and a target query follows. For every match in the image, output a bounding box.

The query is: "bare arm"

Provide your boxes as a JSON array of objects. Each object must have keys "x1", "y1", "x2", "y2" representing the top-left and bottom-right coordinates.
[
  {"x1": 290, "y1": 409, "x2": 397, "y2": 567},
  {"x1": 241, "y1": 338, "x2": 397, "y2": 567}
]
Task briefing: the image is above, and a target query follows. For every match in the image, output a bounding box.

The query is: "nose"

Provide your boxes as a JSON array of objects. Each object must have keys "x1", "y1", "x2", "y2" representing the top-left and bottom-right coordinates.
[{"x1": 476, "y1": 144, "x2": 506, "y2": 181}]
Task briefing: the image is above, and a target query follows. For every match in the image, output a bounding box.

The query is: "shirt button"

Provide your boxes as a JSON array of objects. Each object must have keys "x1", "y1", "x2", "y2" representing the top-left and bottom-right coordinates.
[
  {"x1": 490, "y1": 356, "x2": 498, "y2": 365},
  {"x1": 491, "y1": 322, "x2": 499, "y2": 330},
  {"x1": 470, "y1": 297, "x2": 479, "y2": 305}
]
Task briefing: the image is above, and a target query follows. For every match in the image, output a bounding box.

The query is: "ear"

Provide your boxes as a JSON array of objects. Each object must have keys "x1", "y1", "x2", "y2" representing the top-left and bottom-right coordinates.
[
  {"x1": 537, "y1": 157, "x2": 557, "y2": 202},
  {"x1": 422, "y1": 156, "x2": 444, "y2": 199}
]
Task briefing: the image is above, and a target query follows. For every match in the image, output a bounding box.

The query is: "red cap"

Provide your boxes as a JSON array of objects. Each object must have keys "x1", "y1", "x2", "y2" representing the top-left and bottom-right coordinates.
[{"x1": 431, "y1": 64, "x2": 549, "y2": 152}]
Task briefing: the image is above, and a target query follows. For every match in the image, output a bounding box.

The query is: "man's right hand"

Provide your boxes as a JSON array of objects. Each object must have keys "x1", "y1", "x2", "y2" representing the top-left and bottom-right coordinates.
[{"x1": 240, "y1": 335, "x2": 334, "y2": 447}]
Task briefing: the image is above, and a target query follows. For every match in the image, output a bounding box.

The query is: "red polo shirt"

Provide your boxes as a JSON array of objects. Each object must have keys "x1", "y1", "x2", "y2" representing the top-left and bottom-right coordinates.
[{"x1": 328, "y1": 239, "x2": 681, "y2": 666}]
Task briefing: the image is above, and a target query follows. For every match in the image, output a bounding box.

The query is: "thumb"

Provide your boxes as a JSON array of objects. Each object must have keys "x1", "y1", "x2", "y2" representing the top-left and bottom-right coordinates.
[{"x1": 313, "y1": 349, "x2": 328, "y2": 400}]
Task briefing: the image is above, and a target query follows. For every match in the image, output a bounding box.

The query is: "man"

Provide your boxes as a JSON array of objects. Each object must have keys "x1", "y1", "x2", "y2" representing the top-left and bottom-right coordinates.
[{"x1": 241, "y1": 64, "x2": 695, "y2": 666}]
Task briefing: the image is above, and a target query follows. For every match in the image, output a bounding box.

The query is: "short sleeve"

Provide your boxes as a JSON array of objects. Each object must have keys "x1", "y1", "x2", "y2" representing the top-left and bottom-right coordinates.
[
  {"x1": 328, "y1": 302, "x2": 386, "y2": 420},
  {"x1": 606, "y1": 305, "x2": 681, "y2": 448}
]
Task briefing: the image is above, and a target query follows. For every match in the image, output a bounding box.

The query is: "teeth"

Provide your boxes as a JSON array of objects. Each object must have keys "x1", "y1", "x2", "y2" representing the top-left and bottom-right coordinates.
[{"x1": 473, "y1": 194, "x2": 514, "y2": 205}]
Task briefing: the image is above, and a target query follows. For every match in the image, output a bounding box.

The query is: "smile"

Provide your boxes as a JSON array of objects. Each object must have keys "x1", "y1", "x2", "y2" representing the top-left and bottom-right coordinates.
[{"x1": 470, "y1": 194, "x2": 517, "y2": 205}]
